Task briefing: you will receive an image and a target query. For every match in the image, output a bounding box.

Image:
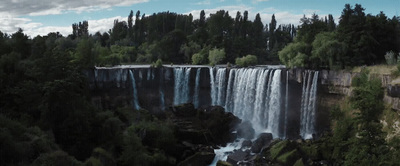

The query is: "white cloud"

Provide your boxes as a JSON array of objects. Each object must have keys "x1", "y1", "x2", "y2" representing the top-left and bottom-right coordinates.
[
  {"x1": 88, "y1": 16, "x2": 127, "y2": 34},
  {"x1": 195, "y1": 0, "x2": 211, "y2": 5},
  {"x1": 253, "y1": 0, "x2": 269, "y2": 3},
  {"x1": 0, "y1": 0, "x2": 149, "y2": 16},
  {"x1": 0, "y1": 14, "x2": 127, "y2": 37}
]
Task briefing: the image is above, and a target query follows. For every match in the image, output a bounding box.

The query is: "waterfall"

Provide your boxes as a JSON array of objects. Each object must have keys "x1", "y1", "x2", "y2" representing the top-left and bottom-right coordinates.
[
  {"x1": 252, "y1": 69, "x2": 269, "y2": 132},
  {"x1": 129, "y1": 70, "x2": 140, "y2": 110},
  {"x1": 159, "y1": 68, "x2": 165, "y2": 110},
  {"x1": 139, "y1": 70, "x2": 143, "y2": 81},
  {"x1": 284, "y1": 70, "x2": 289, "y2": 138},
  {"x1": 224, "y1": 69, "x2": 236, "y2": 112},
  {"x1": 216, "y1": 68, "x2": 227, "y2": 106},
  {"x1": 194, "y1": 68, "x2": 201, "y2": 108},
  {"x1": 92, "y1": 66, "x2": 322, "y2": 140},
  {"x1": 266, "y1": 70, "x2": 282, "y2": 137},
  {"x1": 210, "y1": 67, "x2": 228, "y2": 106},
  {"x1": 209, "y1": 67, "x2": 217, "y2": 105},
  {"x1": 174, "y1": 67, "x2": 191, "y2": 105},
  {"x1": 218, "y1": 68, "x2": 283, "y2": 137},
  {"x1": 300, "y1": 71, "x2": 319, "y2": 139}
]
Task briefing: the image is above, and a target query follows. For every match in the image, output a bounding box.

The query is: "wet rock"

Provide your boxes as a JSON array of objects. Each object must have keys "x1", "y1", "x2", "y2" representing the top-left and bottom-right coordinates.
[
  {"x1": 388, "y1": 84, "x2": 400, "y2": 97},
  {"x1": 177, "y1": 151, "x2": 216, "y2": 166},
  {"x1": 226, "y1": 150, "x2": 249, "y2": 166},
  {"x1": 170, "y1": 103, "x2": 197, "y2": 117},
  {"x1": 241, "y1": 140, "x2": 252, "y2": 148},
  {"x1": 236, "y1": 121, "x2": 255, "y2": 139},
  {"x1": 251, "y1": 133, "x2": 273, "y2": 153},
  {"x1": 217, "y1": 160, "x2": 233, "y2": 166}
]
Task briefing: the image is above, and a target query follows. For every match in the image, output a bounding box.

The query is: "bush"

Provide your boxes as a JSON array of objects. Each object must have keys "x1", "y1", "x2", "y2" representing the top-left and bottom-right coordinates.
[
  {"x1": 208, "y1": 48, "x2": 225, "y2": 66},
  {"x1": 385, "y1": 51, "x2": 397, "y2": 65},
  {"x1": 151, "y1": 59, "x2": 163, "y2": 68},
  {"x1": 32, "y1": 151, "x2": 82, "y2": 166},
  {"x1": 235, "y1": 55, "x2": 258, "y2": 67}
]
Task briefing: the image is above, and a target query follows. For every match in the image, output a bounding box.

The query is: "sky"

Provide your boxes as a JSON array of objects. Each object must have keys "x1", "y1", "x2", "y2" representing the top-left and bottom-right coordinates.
[{"x1": 0, "y1": 0, "x2": 399, "y2": 37}]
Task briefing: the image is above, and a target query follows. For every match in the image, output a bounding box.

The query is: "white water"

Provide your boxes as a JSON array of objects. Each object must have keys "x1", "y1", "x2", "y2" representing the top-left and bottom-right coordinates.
[
  {"x1": 174, "y1": 67, "x2": 192, "y2": 105},
  {"x1": 194, "y1": 68, "x2": 201, "y2": 108},
  {"x1": 266, "y1": 70, "x2": 282, "y2": 137},
  {"x1": 300, "y1": 71, "x2": 319, "y2": 139},
  {"x1": 129, "y1": 70, "x2": 141, "y2": 110},
  {"x1": 209, "y1": 67, "x2": 217, "y2": 105},
  {"x1": 212, "y1": 68, "x2": 283, "y2": 138},
  {"x1": 210, "y1": 139, "x2": 245, "y2": 166}
]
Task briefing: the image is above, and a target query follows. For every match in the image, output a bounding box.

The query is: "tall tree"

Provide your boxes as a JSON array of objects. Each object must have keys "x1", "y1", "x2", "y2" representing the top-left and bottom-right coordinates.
[{"x1": 128, "y1": 10, "x2": 134, "y2": 39}]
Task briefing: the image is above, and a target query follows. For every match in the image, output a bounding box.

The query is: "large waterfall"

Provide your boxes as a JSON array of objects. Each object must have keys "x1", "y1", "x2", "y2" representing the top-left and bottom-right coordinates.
[
  {"x1": 209, "y1": 68, "x2": 283, "y2": 137},
  {"x1": 90, "y1": 66, "x2": 320, "y2": 139},
  {"x1": 300, "y1": 71, "x2": 319, "y2": 139}
]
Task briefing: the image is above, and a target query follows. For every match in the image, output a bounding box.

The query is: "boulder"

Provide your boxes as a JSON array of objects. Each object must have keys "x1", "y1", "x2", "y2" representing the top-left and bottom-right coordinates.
[
  {"x1": 169, "y1": 105, "x2": 241, "y2": 145},
  {"x1": 178, "y1": 151, "x2": 216, "y2": 166},
  {"x1": 236, "y1": 121, "x2": 255, "y2": 139},
  {"x1": 226, "y1": 150, "x2": 249, "y2": 166},
  {"x1": 241, "y1": 140, "x2": 252, "y2": 148},
  {"x1": 250, "y1": 133, "x2": 273, "y2": 153},
  {"x1": 217, "y1": 160, "x2": 233, "y2": 166},
  {"x1": 170, "y1": 103, "x2": 197, "y2": 117},
  {"x1": 388, "y1": 84, "x2": 400, "y2": 97}
]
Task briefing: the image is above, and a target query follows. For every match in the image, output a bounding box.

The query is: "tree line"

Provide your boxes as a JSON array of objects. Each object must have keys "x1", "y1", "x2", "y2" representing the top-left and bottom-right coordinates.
[{"x1": 279, "y1": 4, "x2": 400, "y2": 69}]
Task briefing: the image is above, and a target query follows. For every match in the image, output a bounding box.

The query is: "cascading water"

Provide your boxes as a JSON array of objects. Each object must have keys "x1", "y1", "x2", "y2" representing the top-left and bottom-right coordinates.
[
  {"x1": 129, "y1": 70, "x2": 141, "y2": 110},
  {"x1": 300, "y1": 71, "x2": 319, "y2": 139},
  {"x1": 159, "y1": 68, "x2": 165, "y2": 110},
  {"x1": 193, "y1": 68, "x2": 201, "y2": 108},
  {"x1": 209, "y1": 67, "x2": 217, "y2": 105},
  {"x1": 147, "y1": 68, "x2": 151, "y2": 81},
  {"x1": 174, "y1": 67, "x2": 192, "y2": 105},
  {"x1": 210, "y1": 68, "x2": 227, "y2": 106},
  {"x1": 266, "y1": 70, "x2": 282, "y2": 137},
  {"x1": 219, "y1": 68, "x2": 282, "y2": 138}
]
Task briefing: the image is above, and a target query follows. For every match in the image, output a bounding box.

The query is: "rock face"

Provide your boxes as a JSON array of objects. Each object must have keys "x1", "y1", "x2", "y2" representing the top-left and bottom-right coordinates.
[
  {"x1": 168, "y1": 104, "x2": 241, "y2": 146},
  {"x1": 226, "y1": 150, "x2": 249, "y2": 166},
  {"x1": 251, "y1": 133, "x2": 273, "y2": 153}
]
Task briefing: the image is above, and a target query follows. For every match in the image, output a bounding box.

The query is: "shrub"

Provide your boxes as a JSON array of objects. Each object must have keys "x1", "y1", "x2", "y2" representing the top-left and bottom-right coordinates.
[
  {"x1": 235, "y1": 55, "x2": 258, "y2": 67},
  {"x1": 151, "y1": 59, "x2": 163, "y2": 68},
  {"x1": 208, "y1": 48, "x2": 225, "y2": 66},
  {"x1": 385, "y1": 51, "x2": 397, "y2": 65},
  {"x1": 32, "y1": 151, "x2": 82, "y2": 166}
]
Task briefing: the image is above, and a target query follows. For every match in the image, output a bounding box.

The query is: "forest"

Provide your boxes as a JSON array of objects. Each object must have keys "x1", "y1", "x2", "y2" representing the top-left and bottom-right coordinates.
[{"x1": 0, "y1": 3, "x2": 400, "y2": 166}]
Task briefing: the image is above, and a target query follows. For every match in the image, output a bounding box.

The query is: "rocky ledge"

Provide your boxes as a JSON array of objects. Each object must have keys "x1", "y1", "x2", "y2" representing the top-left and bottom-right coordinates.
[{"x1": 166, "y1": 103, "x2": 241, "y2": 165}]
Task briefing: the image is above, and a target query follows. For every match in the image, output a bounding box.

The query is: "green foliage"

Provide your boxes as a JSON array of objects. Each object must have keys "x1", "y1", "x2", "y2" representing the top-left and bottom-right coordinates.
[
  {"x1": 72, "y1": 39, "x2": 95, "y2": 68},
  {"x1": 32, "y1": 151, "x2": 82, "y2": 166},
  {"x1": 208, "y1": 48, "x2": 226, "y2": 66},
  {"x1": 276, "y1": 149, "x2": 299, "y2": 165},
  {"x1": 151, "y1": 59, "x2": 163, "y2": 68},
  {"x1": 311, "y1": 32, "x2": 347, "y2": 69},
  {"x1": 180, "y1": 41, "x2": 201, "y2": 63},
  {"x1": 385, "y1": 51, "x2": 398, "y2": 65},
  {"x1": 235, "y1": 54, "x2": 258, "y2": 67},
  {"x1": 270, "y1": 140, "x2": 291, "y2": 159},
  {"x1": 278, "y1": 42, "x2": 310, "y2": 68},
  {"x1": 191, "y1": 46, "x2": 209, "y2": 65}
]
